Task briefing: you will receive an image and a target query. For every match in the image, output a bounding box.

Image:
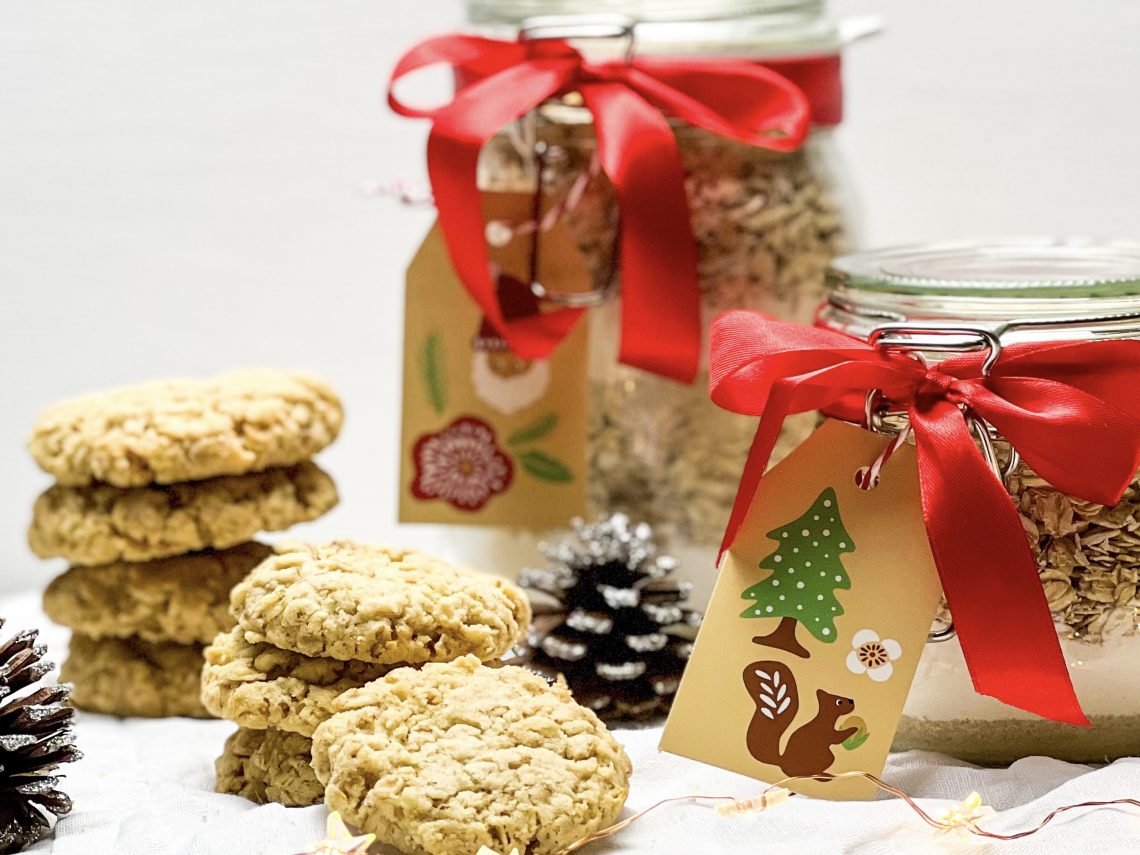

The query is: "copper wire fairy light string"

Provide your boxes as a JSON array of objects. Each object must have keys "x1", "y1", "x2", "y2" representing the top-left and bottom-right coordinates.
[{"x1": 550, "y1": 771, "x2": 1140, "y2": 853}]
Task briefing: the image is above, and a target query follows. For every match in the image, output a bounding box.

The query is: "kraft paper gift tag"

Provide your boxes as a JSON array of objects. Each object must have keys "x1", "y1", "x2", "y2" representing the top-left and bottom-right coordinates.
[
  {"x1": 399, "y1": 192, "x2": 589, "y2": 527},
  {"x1": 661, "y1": 419, "x2": 943, "y2": 800}
]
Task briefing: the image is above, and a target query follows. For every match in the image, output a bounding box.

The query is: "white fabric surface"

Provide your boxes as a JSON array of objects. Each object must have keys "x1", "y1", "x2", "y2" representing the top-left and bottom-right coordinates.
[{"x1": 5, "y1": 591, "x2": 1138, "y2": 855}]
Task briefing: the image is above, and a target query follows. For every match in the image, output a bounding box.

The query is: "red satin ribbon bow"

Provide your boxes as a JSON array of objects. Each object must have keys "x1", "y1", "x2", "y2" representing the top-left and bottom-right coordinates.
[
  {"x1": 388, "y1": 35, "x2": 812, "y2": 382},
  {"x1": 712, "y1": 311, "x2": 1140, "y2": 725}
]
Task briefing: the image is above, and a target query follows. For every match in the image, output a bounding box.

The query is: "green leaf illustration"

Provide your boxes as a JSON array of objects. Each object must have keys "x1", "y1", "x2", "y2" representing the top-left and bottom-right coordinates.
[
  {"x1": 420, "y1": 333, "x2": 446, "y2": 415},
  {"x1": 508, "y1": 413, "x2": 559, "y2": 446},
  {"x1": 842, "y1": 730, "x2": 870, "y2": 751},
  {"x1": 519, "y1": 450, "x2": 573, "y2": 483}
]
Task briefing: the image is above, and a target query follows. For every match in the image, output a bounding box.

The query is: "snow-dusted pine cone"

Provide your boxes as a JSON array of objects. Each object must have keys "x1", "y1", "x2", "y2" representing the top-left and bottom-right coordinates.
[
  {"x1": 0, "y1": 618, "x2": 80, "y2": 853},
  {"x1": 512, "y1": 514, "x2": 701, "y2": 722}
]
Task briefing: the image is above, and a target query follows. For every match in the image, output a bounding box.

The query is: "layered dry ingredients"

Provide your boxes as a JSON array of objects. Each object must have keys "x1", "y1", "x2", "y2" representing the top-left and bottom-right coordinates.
[
  {"x1": 902, "y1": 461, "x2": 1140, "y2": 764},
  {"x1": 1015, "y1": 470, "x2": 1140, "y2": 639},
  {"x1": 480, "y1": 117, "x2": 848, "y2": 543},
  {"x1": 928, "y1": 464, "x2": 1140, "y2": 642}
]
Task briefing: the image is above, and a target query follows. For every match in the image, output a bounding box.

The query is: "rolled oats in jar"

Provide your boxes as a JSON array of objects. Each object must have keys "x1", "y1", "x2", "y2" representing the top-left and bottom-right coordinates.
[
  {"x1": 817, "y1": 239, "x2": 1140, "y2": 763},
  {"x1": 469, "y1": 0, "x2": 861, "y2": 598}
]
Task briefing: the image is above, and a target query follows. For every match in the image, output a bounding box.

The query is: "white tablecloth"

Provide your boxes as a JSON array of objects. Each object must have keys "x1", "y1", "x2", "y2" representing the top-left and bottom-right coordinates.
[{"x1": 5, "y1": 591, "x2": 1138, "y2": 855}]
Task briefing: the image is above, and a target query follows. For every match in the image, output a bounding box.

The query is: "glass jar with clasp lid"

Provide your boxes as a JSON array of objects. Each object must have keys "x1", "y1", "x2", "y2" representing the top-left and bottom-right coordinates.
[
  {"x1": 816, "y1": 238, "x2": 1140, "y2": 764},
  {"x1": 436, "y1": 0, "x2": 873, "y2": 605}
]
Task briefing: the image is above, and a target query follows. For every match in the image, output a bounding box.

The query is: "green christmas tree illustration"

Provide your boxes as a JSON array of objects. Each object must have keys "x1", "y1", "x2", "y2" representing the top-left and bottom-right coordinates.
[{"x1": 741, "y1": 487, "x2": 854, "y2": 658}]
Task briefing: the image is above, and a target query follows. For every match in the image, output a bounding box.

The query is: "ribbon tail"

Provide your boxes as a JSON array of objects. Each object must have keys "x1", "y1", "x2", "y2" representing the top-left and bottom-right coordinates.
[
  {"x1": 911, "y1": 402, "x2": 1089, "y2": 726},
  {"x1": 427, "y1": 62, "x2": 584, "y2": 360},
  {"x1": 580, "y1": 82, "x2": 701, "y2": 383},
  {"x1": 718, "y1": 383, "x2": 795, "y2": 560}
]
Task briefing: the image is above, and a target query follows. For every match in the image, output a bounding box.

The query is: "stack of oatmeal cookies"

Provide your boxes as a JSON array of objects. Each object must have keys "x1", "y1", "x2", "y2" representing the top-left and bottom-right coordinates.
[
  {"x1": 27, "y1": 370, "x2": 343, "y2": 718},
  {"x1": 201, "y1": 540, "x2": 531, "y2": 806}
]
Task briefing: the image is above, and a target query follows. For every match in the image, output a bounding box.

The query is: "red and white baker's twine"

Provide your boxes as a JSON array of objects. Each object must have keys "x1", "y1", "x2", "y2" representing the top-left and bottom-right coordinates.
[
  {"x1": 362, "y1": 151, "x2": 602, "y2": 251},
  {"x1": 359, "y1": 177, "x2": 434, "y2": 206}
]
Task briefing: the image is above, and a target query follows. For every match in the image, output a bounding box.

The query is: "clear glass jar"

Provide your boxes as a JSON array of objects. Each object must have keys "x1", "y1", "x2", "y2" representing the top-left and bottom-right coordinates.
[
  {"x1": 817, "y1": 239, "x2": 1140, "y2": 763},
  {"x1": 446, "y1": 0, "x2": 859, "y2": 605}
]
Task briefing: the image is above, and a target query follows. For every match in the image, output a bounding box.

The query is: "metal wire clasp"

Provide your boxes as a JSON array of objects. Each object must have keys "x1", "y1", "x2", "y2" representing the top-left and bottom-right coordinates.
[
  {"x1": 869, "y1": 323, "x2": 1003, "y2": 374},
  {"x1": 861, "y1": 322, "x2": 1022, "y2": 488},
  {"x1": 518, "y1": 15, "x2": 637, "y2": 65},
  {"x1": 862, "y1": 322, "x2": 1003, "y2": 437},
  {"x1": 859, "y1": 323, "x2": 1021, "y2": 644}
]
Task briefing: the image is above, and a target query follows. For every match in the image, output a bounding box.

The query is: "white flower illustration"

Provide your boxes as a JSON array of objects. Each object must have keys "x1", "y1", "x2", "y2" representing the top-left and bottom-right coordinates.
[
  {"x1": 471, "y1": 351, "x2": 551, "y2": 416},
  {"x1": 845, "y1": 628, "x2": 902, "y2": 682}
]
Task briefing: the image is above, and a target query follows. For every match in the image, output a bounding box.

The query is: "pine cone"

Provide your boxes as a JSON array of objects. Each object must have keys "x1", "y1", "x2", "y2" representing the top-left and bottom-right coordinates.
[
  {"x1": 513, "y1": 514, "x2": 701, "y2": 722},
  {"x1": 0, "y1": 618, "x2": 80, "y2": 854}
]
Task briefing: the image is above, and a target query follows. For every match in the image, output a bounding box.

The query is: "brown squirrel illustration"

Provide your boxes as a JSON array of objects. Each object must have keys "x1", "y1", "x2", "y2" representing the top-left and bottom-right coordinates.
[{"x1": 743, "y1": 660, "x2": 858, "y2": 778}]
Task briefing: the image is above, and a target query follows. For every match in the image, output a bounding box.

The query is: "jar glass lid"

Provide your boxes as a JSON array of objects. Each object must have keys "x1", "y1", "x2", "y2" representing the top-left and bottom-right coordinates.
[
  {"x1": 465, "y1": 0, "x2": 840, "y2": 58},
  {"x1": 820, "y1": 239, "x2": 1140, "y2": 344},
  {"x1": 467, "y1": 0, "x2": 822, "y2": 24},
  {"x1": 829, "y1": 239, "x2": 1140, "y2": 299}
]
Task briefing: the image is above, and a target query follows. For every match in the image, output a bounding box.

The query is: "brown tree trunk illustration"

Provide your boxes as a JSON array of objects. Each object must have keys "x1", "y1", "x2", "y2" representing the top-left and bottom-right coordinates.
[{"x1": 752, "y1": 617, "x2": 809, "y2": 658}]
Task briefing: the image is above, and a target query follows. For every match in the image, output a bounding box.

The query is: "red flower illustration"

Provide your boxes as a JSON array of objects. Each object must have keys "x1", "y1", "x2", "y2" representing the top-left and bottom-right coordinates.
[{"x1": 411, "y1": 417, "x2": 513, "y2": 510}]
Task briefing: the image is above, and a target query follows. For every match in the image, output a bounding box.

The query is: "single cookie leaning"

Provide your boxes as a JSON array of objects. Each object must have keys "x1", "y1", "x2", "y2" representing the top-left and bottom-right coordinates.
[
  {"x1": 29, "y1": 463, "x2": 337, "y2": 566},
  {"x1": 44, "y1": 543, "x2": 271, "y2": 645},
  {"x1": 230, "y1": 542, "x2": 531, "y2": 664},
  {"x1": 28, "y1": 369, "x2": 343, "y2": 487},
  {"x1": 63, "y1": 635, "x2": 211, "y2": 718},
  {"x1": 216, "y1": 727, "x2": 323, "y2": 807},
  {"x1": 311, "y1": 655, "x2": 632, "y2": 855},
  {"x1": 201, "y1": 627, "x2": 395, "y2": 736}
]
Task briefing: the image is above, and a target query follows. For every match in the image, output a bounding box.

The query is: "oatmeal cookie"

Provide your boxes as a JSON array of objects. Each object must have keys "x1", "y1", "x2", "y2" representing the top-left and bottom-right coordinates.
[
  {"x1": 230, "y1": 541, "x2": 531, "y2": 664},
  {"x1": 28, "y1": 369, "x2": 343, "y2": 487},
  {"x1": 215, "y1": 727, "x2": 323, "y2": 807},
  {"x1": 62, "y1": 634, "x2": 211, "y2": 718},
  {"x1": 201, "y1": 627, "x2": 395, "y2": 736},
  {"x1": 43, "y1": 543, "x2": 270, "y2": 645},
  {"x1": 311, "y1": 655, "x2": 631, "y2": 855},
  {"x1": 29, "y1": 462, "x2": 337, "y2": 566}
]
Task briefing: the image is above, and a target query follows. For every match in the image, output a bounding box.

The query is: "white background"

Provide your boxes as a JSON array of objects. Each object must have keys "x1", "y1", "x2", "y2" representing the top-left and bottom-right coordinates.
[{"x1": 2, "y1": 1, "x2": 1139, "y2": 595}]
